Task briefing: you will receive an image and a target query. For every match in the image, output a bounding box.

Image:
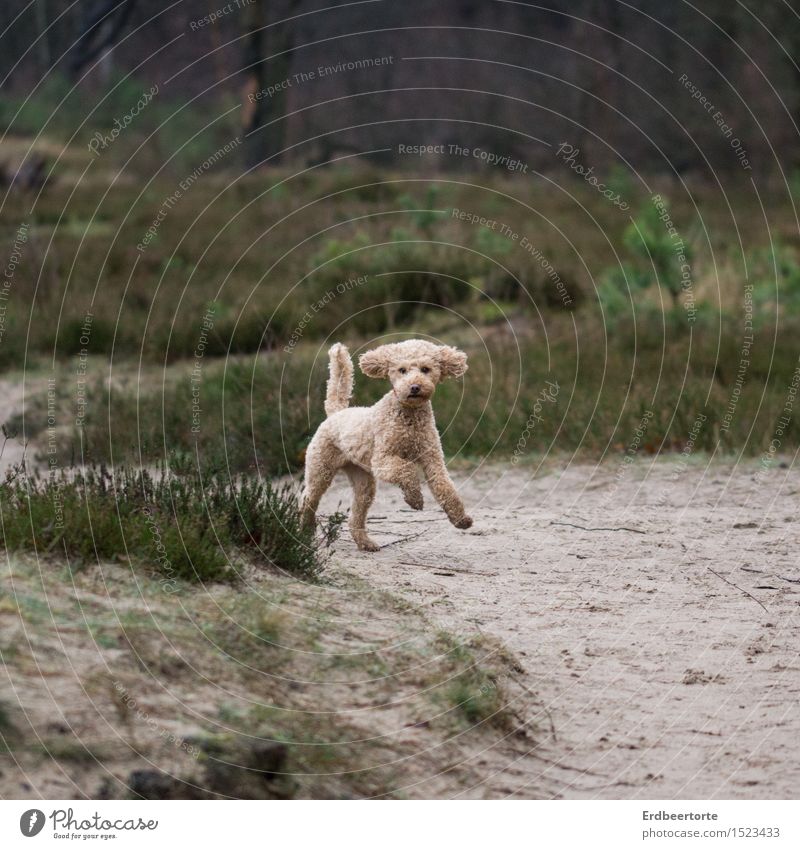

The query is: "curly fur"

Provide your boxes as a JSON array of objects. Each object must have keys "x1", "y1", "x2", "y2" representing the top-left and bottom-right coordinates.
[
  {"x1": 302, "y1": 339, "x2": 473, "y2": 551},
  {"x1": 324, "y1": 342, "x2": 354, "y2": 415}
]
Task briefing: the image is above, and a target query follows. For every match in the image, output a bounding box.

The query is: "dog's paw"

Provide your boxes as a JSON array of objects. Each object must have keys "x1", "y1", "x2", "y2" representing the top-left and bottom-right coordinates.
[
  {"x1": 453, "y1": 515, "x2": 473, "y2": 530},
  {"x1": 404, "y1": 490, "x2": 424, "y2": 511},
  {"x1": 353, "y1": 531, "x2": 381, "y2": 552}
]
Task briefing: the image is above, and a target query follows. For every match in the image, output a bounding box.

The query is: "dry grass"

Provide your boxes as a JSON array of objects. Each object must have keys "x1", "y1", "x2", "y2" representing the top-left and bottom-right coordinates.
[
  {"x1": 11, "y1": 301, "x2": 800, "y2": 482},
  {"x1": 0, "y1": 554, "x2": 528, "y2": 799},
  {"x1": 1, "y1": 151, "x2": 795, "y2": 369}
]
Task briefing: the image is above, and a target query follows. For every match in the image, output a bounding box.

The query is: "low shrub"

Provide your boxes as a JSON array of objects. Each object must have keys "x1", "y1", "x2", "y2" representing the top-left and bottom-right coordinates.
[{"x1": 0, "y1": 464, "x2": 340, "y2": 583}]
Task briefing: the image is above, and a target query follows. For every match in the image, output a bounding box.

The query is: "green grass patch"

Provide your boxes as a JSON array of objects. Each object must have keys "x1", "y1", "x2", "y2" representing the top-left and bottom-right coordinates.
[
  {"x1": 37, "y1": 307, "x2": 800, "y2": 477},
  {"x1": 433, "y1": 633, "x2": 516, "y2": 731},
  {"x1": 0, "y1": 465, "x2": 340, "y2": 583}
]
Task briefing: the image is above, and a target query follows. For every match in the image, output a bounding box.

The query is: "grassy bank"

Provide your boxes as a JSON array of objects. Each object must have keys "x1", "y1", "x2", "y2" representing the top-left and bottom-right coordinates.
[
  {"x1": 3, "y1": 139, "x2": 799, "y2": 470},
  {"x1": 1, "y1": 140, "x2": 797, "y2": 371},
  {"x1": 0, "y1": 464, "x2": 341, "y2": 582},
  {"x1": 0, "y1": 553, "x2": 527, "y2": 799},
  {"x1": 12, "y1": 307, "x2": 798, "y2": 477}
]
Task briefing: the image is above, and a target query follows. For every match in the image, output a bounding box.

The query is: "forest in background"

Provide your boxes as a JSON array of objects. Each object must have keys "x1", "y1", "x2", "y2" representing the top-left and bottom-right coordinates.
[{"x1": 3, "y1": 0, "x2": 800, "y2": 177}]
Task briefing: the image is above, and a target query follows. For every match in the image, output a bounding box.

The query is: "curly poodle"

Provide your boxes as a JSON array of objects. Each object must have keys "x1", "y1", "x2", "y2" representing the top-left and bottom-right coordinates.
[{"x1": 301, "y1": 339, "x2": 473, "y2": 551}]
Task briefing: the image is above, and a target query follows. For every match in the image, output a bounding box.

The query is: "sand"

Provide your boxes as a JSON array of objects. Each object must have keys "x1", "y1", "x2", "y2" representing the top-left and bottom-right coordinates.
[{"x1": 321, "y1": 456, "x2": 800, "y2": 798}]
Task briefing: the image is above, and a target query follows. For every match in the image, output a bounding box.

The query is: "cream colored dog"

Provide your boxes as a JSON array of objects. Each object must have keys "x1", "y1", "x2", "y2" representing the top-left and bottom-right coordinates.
[{"x1": 302, "y1": 340, "x2": 473, "y2": 551}]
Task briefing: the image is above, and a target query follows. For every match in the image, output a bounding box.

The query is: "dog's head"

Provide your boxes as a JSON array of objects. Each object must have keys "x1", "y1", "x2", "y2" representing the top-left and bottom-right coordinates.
[{"x1": 358, "y1": 340, "x2": 468, "y2": 406}]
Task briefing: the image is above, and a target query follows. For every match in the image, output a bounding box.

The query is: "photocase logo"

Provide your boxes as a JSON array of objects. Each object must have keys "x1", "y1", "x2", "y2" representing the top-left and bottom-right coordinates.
[
  {"x1": 14, "y1": 806, "x2": 159, "y2": 838},
  {"x1": 19, "y1": 809, "x2": 46, "y2": 837}
]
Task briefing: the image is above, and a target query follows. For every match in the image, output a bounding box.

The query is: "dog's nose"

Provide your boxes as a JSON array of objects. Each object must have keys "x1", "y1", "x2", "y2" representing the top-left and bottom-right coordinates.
[{"x1": 409, "y1": 384, "x2": 421, "y2": 395}]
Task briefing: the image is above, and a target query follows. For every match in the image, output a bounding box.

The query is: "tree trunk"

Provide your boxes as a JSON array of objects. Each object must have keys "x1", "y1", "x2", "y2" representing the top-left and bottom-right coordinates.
[{"x1": 242, "y1": 0, "x2": 297, "y2": 170}]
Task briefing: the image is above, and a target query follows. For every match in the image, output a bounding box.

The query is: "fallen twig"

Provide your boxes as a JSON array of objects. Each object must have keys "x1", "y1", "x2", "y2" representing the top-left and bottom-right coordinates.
[
  {"x1": 397, "y1": 561, "x2": 495, "y2": 577},
  {"x1": 379, "y1": 529, "x2": 427, "y2": 549},
  {"x1": 550, "y1": 521, "x2": 645, "y2": 535},
  {"x1": 708, "y1": 567, "x2": 768, "y2": 613},
  {"x1": 370, "y1": 516, "x2": 443, "y2": 524},
  {"x1": 531, "y1": 752, "x2": 605, "y2": 778},
  {"x1": 741, "y1": 566, "x2": 800, "y2": 585}
]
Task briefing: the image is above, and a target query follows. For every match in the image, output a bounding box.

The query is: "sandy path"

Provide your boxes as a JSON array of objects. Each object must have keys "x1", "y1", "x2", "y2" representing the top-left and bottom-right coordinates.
[{"x1": 322, "y1": 457, "x2": 800, "y2": 799}]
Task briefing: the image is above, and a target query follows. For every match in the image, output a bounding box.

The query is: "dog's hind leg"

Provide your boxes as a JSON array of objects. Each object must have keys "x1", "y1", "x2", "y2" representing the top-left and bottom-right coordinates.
[
  {"x1": 344, "y1": 464, "x2": 379, "y2": 551},
  {"x1": 301, "y1": 467, "x2": 335, "y2": 529},
  {"x1": 301, "y1": 440, "x2": 337, "y2": 529}
]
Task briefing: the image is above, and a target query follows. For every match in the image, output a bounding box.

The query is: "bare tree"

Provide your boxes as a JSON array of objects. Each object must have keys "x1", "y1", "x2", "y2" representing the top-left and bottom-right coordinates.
[
  {"x1": 69, "y1": 0, "x2": 137, "y2": 78},
  {"x1": 241, "y1": 0, "x2": 299, "y2": 169}
]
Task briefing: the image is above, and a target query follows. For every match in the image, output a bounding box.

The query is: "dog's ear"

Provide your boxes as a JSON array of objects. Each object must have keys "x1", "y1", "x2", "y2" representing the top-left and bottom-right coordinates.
[
  {"x1": 359, "y1": 346, "x2": 391, "y2": 378},
  {"x1": 437, "y1": 345, "x2": 468, "y2": 379}
]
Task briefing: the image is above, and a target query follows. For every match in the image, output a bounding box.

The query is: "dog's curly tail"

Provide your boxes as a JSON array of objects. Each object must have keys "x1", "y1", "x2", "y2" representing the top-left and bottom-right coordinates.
[{"x1": 324, "y1": 343, "x2": 354, "y2": 416}]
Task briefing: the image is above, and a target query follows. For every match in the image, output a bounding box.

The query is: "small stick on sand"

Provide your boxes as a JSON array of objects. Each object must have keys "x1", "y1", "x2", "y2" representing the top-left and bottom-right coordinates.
[
  {"x1": 380, "y1": 529, "x2": 427, "y2": 549},
  {"x1": 708, "y1": 567, "x2": 768, "y2": 613},
  {"x1": 550, "y1": 521, "x2": 646, "y2": 535}
]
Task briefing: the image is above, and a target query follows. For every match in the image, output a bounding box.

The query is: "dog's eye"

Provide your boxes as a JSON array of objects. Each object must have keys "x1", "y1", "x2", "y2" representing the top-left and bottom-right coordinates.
[
  {"x1": 398, "y1": 367, "x2": 407, "y2": 374},
  {"x1": 421, "y1": 366, "x2": 430, "y2": 374}
]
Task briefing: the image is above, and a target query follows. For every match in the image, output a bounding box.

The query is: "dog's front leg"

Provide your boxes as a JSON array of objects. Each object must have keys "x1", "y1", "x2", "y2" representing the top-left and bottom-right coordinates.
[
  {"x1": 421, "y1": 449, "x2": 472, "y2": 529},
  {"x1": 373, "y1": 455, "x2": 424, "y2": 510}
]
